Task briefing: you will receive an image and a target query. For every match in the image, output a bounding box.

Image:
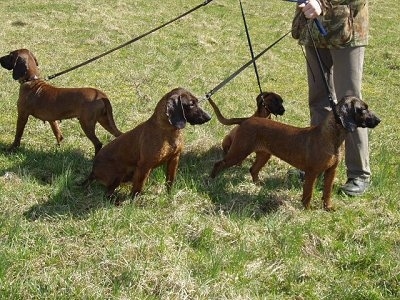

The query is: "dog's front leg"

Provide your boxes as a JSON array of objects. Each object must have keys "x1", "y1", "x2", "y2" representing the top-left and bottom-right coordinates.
[
  {"x1": 9, "y1": 112, "x2": 29, "y2": 150},
  {"x1": 165, "y1": 155, "x2": 180, "y2": 193},
  {"x1": 131, "y1": 167, "x2": 152, "y2": 198},
  {"x1": 49, "y1": 121, "x2": 64, "y2": 145}
]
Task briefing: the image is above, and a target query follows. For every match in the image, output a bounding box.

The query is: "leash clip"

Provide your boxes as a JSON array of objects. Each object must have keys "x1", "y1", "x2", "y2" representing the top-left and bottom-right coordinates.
[{"x1": 200, "y1": 92, "x2": 212, "y2": 102}]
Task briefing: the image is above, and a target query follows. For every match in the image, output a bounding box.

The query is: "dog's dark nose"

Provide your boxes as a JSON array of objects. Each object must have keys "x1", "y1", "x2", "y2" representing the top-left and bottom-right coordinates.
[
  {"x1": 366, "y1": 113, "x2": 381, "y2": 128},
  {"x1": 202, "y1": 111, "x2": 212, "y2": 123}
]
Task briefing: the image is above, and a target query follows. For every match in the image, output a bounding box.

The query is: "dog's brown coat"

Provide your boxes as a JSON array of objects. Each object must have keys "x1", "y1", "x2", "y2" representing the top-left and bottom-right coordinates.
[
  {"x1": 210, "y1": 96, "x2": 380, "y2": 210},
  {"x1": 0, "y1": 49, "x2": 122, "y2": 154}
]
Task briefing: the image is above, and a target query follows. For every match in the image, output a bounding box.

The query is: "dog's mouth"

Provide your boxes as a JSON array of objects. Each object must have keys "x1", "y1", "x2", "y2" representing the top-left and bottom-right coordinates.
[
  {"x1": 272, "y1": 108, "x2": 285, "y2": 117},
  {"x1": 188, "y1": 111, "x2": 212, "y2": 125},
  {"x1": 366, "y1": 116, "x2": 381, "y2": 128}
]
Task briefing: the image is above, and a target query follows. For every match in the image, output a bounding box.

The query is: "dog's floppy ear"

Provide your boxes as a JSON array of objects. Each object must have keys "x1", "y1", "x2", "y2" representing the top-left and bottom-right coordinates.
[
  {"x1": 0, "y1": 50, "x2": 20, "y2": 70},
  {"x1": 166, "y1": 95, "x2": 187, "y2": 129},
  {"x1": 337, "y1": 99, "x2": 357, "y2": 132},
  {"x1": 12, "y1": 56, "x2": 28, "y2": 80}
]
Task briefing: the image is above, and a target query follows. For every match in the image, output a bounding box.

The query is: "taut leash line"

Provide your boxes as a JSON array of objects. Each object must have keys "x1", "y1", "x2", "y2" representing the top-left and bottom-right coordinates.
[
  {"x1": 306, "y1": 23, "x2": 335, "y2": 108},
  {"x1": 203, "y1": 30, "x2": 291, "y2": 101},
  {"x1": 239, "y1": 0, "x2": 263, "y2": 94}
]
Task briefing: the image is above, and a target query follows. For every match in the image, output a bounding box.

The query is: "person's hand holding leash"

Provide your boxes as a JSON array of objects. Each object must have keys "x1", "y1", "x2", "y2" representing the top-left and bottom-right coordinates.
[{"x1": 298, "y1": 0, "x2": 322, "y2": 19}]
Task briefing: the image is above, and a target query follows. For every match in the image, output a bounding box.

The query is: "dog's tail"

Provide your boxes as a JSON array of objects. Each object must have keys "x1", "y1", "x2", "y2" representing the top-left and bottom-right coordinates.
[
  {"x1": 102, "y1": 98, "x2": 123, "y2": 137},
  {"x1": 208, "y1": 98, "x2": 249, "y2": 126}
]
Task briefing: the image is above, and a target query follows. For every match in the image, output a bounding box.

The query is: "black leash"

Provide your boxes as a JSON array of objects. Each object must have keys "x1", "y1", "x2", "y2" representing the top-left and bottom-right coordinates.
[
  {"x1": 203, "y1": 30, "x2": 291, "y2": 100},
  {"x1": 46, "y1": 0, "x2": 214, "y2": 80},
  {"x1": 239, "y1": 0, "x2": 263, "y2": 94},
  {"x1": 305, "y1": 22, "x2": 335, "y2": 109}
]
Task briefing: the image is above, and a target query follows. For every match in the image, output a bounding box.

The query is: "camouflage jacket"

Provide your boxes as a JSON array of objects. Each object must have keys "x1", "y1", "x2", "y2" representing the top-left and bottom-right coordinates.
[{"x1": 292, "y1": 0, "x2": 369, "y2": 49}]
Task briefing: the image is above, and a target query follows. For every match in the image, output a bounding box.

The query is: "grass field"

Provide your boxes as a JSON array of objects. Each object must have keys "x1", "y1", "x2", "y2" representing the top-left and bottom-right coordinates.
[{"x1": 0, "y1": 0, "x2": 399, "y2": 299}]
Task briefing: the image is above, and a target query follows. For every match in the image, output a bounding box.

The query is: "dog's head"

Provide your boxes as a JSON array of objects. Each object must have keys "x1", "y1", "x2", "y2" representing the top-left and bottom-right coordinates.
[
  {"x1": 335, "y1": 96, "x2": 381, "y2": 132},
  {"x1": 165, "y1": 88, "x2": 211, "y2": 129},
  {"x1": 256, "y1": 92, "x2": 285, "y2": 118},
  {"x1": 0, "y1": 49, "x2": 39, "y2": 82}
]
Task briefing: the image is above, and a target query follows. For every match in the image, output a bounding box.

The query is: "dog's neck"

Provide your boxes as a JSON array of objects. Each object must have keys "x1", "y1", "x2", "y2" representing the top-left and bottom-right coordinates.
[
  {"x1": 19, "y1": 74, "x2": 39, "y2": 84},
  {"x1": 325, "y1": 113, "x2": 347, "y2": 147}
]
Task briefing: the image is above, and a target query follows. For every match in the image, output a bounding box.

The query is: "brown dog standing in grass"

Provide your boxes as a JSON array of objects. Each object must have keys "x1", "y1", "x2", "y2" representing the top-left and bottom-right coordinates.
[
  {"x1": 208, "y1": 92, "x2": 285, "y2": 182},
  {"x1": 85, "y1": 87, "x2": 211, "y2": 203},
  {"x1": 210, "y1": 96, "x2": 380, "y2": 210},
  {"x1": 210, "y1": 92, "x2": 285, "y2": 154},
  {"x1": 0, "y1": 49, "x2": 122, "y2": 154}
]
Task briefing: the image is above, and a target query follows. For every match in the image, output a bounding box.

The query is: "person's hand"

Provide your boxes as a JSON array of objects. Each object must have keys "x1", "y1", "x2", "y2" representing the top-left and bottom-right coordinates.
[{"x1": 298, "y1": 0, "x2": 322, "y2": 19}]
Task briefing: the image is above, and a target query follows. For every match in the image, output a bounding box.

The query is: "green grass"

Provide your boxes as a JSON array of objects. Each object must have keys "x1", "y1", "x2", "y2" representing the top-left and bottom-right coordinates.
[{"x1": 0, "y1": 0, "x2": 399, "y2": 298}]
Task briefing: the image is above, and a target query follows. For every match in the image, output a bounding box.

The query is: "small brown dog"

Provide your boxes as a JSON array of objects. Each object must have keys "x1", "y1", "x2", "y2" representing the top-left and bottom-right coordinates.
[
  {"x1": 0, "y1": 49, "x2": 122, "y2": 154},
  {"x1": 209, "y1": 92, "x2": 285, "y2": 154},
  {"x1": 208, "y1": 92, "x2": 285, "y2": 182},
  {"x1": 85, "y1": 87, "x2": 211, "y2": 202},
  {"x1": 210, "y1": 96, "x2": 381, "y2": 210}
]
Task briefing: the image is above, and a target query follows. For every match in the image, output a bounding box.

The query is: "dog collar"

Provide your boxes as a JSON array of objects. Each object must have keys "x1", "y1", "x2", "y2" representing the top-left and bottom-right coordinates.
[{"x1": 19, "y1": 75, "x2": 39, "y2": 84}]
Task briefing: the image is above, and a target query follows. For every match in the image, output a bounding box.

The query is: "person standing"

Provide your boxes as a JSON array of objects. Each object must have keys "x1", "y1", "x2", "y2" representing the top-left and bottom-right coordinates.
[{"x1": 292, "y1": 0, "x2": 371, "y2": 196}]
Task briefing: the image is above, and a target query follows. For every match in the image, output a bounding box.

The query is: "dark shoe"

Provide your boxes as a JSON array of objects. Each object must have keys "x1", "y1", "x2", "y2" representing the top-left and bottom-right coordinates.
[{"x1": 341, "y1": 178, "x2": 370, "y2": 196}]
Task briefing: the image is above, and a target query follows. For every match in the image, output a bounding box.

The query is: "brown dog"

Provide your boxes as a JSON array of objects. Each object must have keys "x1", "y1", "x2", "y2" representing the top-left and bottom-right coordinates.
[
  {"x1": 208, "y1": 92, "x2": 285, "y2": 182},
  {"x1": 209, "y1": 92, "x2": 285, "y2": 154},
  {"x1": 85, "y1": 87, "x2": 211, "y2": 202},
  {"x1": 210, "y1": 96, "x2": 381, "y2": 210},
  {"x1": 0, "y1": 49, "x2": 122, "y2": 154}
]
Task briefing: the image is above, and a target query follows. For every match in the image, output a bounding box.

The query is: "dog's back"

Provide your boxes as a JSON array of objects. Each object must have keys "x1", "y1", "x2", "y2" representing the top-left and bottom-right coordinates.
[{"x1": 235, "y1": 116, "x2": 342, "y2": 172}]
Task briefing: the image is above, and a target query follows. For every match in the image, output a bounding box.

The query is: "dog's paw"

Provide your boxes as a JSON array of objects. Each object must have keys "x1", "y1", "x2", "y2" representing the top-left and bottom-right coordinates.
[{"x1": 5, "y1": 145, "x2": 19, "y2": 153}]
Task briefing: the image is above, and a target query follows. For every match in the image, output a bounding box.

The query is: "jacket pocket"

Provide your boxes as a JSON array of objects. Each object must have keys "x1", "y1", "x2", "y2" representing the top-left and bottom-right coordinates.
[{"x1": 322, "y1": 5, "x2": 353, "y2": 46}]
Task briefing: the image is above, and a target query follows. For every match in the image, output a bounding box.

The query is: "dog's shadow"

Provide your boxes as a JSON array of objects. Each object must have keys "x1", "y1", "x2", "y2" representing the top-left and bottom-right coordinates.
[
  {"x1": 0, "y1": 142, "x2": 109, "y2": 221},
  {"x1": 178, "y1": 145, "x2": 303, "y2": 219},
  {"x1": 0, "y1": 141, "x2": 302, "y2": 221}
]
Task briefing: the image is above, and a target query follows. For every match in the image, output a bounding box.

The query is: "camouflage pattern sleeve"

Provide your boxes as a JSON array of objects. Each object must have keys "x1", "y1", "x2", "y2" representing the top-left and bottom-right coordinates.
[{"x1": 294, "y1": 0, "x2": 369, "y2": 49}]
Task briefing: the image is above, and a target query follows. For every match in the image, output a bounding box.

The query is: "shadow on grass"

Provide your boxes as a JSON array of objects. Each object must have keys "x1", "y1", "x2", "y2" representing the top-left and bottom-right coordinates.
[
  {"x1": 0, "y1": 142, "x2": 110, "y2": 220},
  {"x1": 178, "y1": 145, "x2": 304, "y2": 218},
  {"x1": 0, "y1": 140, "x2": 304, "y2": 221}
]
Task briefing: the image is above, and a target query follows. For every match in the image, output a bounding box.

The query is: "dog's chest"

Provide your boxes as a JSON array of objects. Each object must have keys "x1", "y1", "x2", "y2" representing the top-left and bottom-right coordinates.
[{"x1": 154, "y1": 132, "x2": 183, "y2": 158}]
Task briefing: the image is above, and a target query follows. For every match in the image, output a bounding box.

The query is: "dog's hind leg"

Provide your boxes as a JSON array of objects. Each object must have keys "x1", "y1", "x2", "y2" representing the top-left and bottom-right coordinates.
[
  {"x1": 49, "y1": 121, "x2": 64, "y2": 145},
  {"x1": 250, "y1": 152, "x2": 272, "y2": 183},
  {"x1": 211, "y1": 134, "x2": 255, "y2": 178},
  {"x1": 322, "y1": 165, "x2": 338, "y2": 211},
  {"x1": 210, "y1": 149, "x2": 251, "y2": 178},
  {"x1": 222, "y1": 135, "x2": 233, "y2": 155},
  {"x1": 78, "y1": 119, "x2": 103, "y2": 154},
  {"x1": 131, "y1": 166, "x2": 152, "y2": 198}
]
